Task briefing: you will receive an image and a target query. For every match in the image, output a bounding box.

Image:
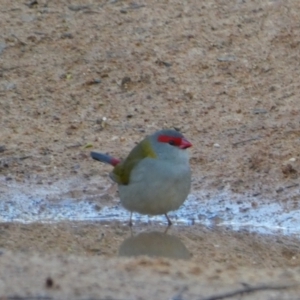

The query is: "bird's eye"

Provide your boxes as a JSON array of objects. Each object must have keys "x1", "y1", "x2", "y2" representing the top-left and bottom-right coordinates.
[{"x1": 168, "y1": 140, "x2": 175, "y2": 146}]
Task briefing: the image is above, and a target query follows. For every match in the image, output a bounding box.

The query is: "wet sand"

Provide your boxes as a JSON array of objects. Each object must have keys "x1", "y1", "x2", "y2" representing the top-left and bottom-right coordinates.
[{"x1": 1, "y1": 222, "x2": 300, "y2": 299}]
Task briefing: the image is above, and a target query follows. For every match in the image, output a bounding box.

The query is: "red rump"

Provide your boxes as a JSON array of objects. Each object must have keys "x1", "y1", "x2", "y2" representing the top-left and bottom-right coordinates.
[{"x1": 111, "y1": 157, "x2": 121, "y2": 166}]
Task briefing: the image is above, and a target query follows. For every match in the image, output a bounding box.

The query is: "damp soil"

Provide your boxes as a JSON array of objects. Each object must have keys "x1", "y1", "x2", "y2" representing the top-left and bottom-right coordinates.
[{"x1": 1, "y1": 0, "x2": 300, "y2": 299}]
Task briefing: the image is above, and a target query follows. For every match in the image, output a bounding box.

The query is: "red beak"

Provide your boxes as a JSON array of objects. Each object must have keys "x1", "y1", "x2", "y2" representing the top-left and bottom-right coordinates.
[{"x1": 180, "y1": 138, "x2": 192, "y2": 149}]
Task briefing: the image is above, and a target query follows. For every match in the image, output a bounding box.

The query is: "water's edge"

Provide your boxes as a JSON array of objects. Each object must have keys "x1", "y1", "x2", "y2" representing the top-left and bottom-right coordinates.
[{"x1": 1, "y1": 178, "x2": 300, "y2": 236}]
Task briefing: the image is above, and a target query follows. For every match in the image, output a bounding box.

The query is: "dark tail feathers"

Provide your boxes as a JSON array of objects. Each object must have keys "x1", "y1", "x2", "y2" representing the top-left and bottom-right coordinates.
[{"x1": 90, "y1": 151, "x2": 121, "y2": 166}]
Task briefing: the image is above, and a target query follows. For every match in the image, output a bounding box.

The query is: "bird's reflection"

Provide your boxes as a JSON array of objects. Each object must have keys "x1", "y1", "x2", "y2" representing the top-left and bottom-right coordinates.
[{"x1": 118, "y1": 231, "x2": 190, "y2": 260}]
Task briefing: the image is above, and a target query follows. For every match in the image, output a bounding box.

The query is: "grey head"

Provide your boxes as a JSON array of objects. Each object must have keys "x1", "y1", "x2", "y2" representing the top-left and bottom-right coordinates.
[{"x1": 147, "y1": 129, "x2": 192, "y2": 161}]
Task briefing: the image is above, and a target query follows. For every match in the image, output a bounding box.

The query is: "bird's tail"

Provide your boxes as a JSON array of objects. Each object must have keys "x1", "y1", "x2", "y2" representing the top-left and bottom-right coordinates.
[{"x1": 90, "y1": 151, "x2": 121, "y2": 166}]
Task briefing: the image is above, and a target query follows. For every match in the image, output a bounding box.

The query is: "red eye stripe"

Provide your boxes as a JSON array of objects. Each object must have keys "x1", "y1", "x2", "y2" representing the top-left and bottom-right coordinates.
[{"x1": 157, "y1": 135, "x2": 182, "y2": 146}]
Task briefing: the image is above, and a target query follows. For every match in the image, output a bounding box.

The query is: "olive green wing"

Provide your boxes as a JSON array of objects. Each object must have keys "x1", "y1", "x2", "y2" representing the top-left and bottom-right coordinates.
[{"x1": 110, "y1": 138, "x2": 156, "y2": 185}]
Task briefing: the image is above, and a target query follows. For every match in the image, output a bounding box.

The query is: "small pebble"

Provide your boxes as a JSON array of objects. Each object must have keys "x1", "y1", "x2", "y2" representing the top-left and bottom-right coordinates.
[
  {"x1": 214, "y1": 143, "x2": 220, "y2": 148},
  {"x1": 0, "y1": 145, "x2": 6, "y2": 153},
  {"x1": 61, "y1": 33, "x2": 74, "y2": 39},
  {"x1": 253, "y1": 108, "x2": 268, "y2": 114},
  {"x1": 26, "y1": 0, "x2": 38, "y2": 8},
  {"x1": 45, "y1": 277, "x2": 54, "y2": 288},
  {"x1": 0, "y1": 41, "x2": 7, "y2": 55},
  {"x1": 217, "y1": 55, "x2": 236, "y2": 62},
  {"x1": 68, "y1": 5, "x2": 89, "y2": 11},
  {"x1": 5, "y1": 82, "x2": 16, "y2": 90}
]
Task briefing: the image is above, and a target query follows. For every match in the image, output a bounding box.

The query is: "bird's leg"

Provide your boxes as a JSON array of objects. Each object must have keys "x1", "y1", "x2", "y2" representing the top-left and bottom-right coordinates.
[
  {"x1": 164, "y1": 213, "x2": 172, "y2": 226},
  {"x1": 128, "y1": 212, "x2": 133, "y2": 227}
]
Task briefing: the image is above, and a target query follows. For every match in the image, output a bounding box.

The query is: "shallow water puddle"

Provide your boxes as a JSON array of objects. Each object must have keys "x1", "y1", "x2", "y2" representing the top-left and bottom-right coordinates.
[{"x1": 1, "y1": 180, "x2": 300, "y2": 236}]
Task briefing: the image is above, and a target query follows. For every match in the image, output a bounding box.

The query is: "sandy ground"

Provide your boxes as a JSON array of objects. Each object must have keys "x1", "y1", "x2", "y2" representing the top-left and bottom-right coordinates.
[{"x1": 1, "y1": 0, "x2": 300, "y2": 299}]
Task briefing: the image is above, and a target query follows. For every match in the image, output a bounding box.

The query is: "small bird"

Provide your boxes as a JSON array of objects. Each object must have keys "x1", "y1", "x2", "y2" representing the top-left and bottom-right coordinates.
[{"x1": 91, "y1": 129, "x2": 192, "y2": 226}]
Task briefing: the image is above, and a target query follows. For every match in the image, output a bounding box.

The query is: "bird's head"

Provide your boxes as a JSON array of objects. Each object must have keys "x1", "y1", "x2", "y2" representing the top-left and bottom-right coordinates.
[{"x1": 149, "y1": 129, "x2": 192, "y2": 161}]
